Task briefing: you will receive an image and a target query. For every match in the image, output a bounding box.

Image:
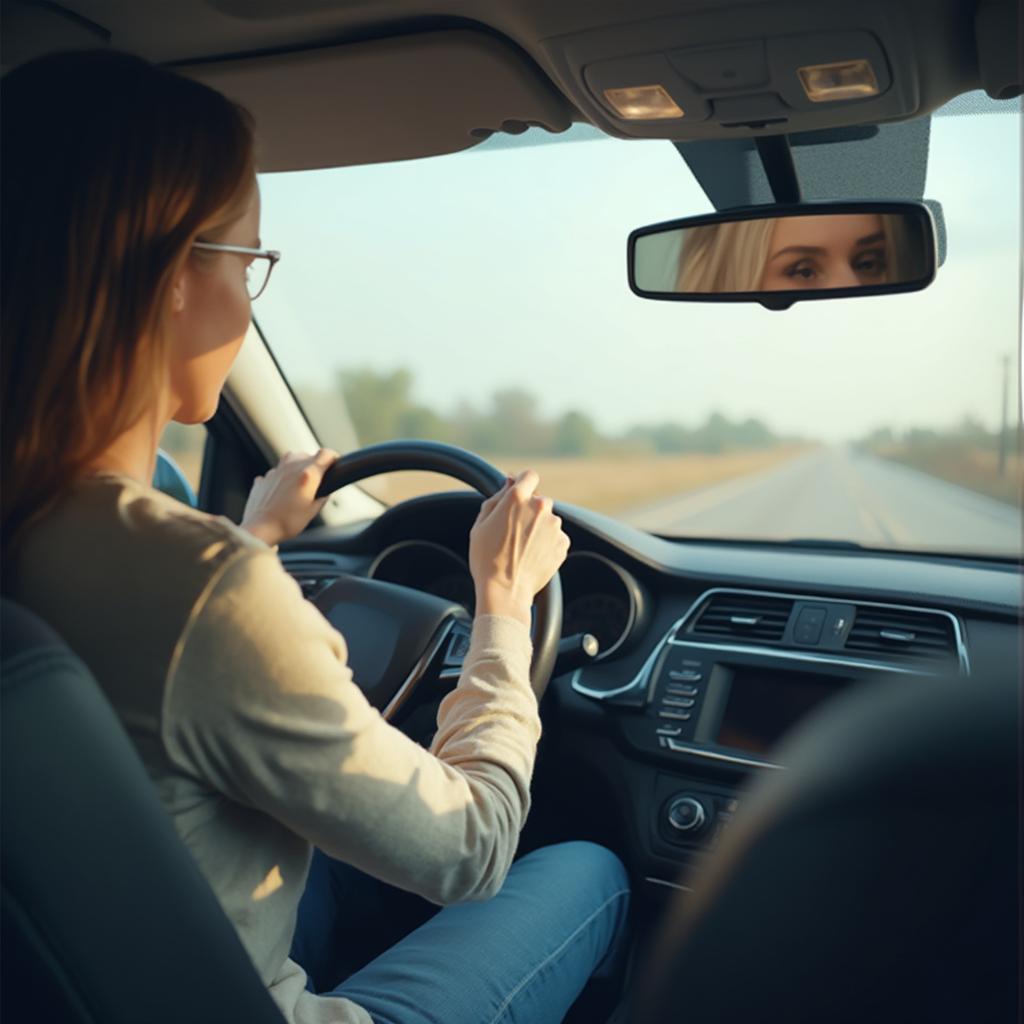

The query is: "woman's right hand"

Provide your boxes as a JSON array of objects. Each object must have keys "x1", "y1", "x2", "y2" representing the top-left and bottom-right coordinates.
[{"x1": 468, "y1": 470, "x2": 570, "y2": 628}]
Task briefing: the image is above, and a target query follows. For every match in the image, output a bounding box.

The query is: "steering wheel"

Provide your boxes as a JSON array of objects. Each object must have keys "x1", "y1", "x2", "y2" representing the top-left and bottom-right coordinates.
[{"x1": 313, "y1": 440, "x2": 563, "y2": 721}]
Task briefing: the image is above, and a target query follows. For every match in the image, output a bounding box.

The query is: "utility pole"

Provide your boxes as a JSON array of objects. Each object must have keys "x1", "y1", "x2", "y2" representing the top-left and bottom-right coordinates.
[{"x1": 997, "y1": 353, "x2": 1009, "y2": 478}]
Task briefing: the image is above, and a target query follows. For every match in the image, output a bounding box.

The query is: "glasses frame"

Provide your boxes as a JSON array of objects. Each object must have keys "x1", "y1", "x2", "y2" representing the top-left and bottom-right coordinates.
[{"x1": 192, "y1": 241, "x2": 281, "y2": 300}]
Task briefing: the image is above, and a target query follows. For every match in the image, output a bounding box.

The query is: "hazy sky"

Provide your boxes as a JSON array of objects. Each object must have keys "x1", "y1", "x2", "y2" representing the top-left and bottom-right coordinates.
[{"x1": 256, "y1": 96, "x2": 1020, "y2": 444}]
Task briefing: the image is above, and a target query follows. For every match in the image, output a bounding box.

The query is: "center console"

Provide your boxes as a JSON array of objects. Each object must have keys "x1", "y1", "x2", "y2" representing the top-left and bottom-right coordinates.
[{"x1": 571, "y1": 587, "x2": 967, "y2": 867}]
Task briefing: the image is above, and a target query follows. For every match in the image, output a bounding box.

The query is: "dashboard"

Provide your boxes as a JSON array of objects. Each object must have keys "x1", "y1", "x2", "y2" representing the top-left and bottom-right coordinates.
[
  {"x1": 367, "y1": 539, "x2": 652, "y2": 663},
  {"x1": 280, "y1": 491, "x2": 1020, "y2": 900}
]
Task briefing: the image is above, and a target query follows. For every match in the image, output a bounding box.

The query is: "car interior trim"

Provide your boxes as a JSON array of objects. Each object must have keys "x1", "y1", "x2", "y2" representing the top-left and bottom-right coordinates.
[
  {"x1": 676, "y1": 586, "x2": 971, "y2": 674},
  {"x1": 569, "y1": 618, "x2": 682, "y2": 702},
  {"x1": 669, "y1": 639, "x2": 945, "y2": 677},
  {"x1": 644, "y1": 877, "x2": 694, "y2": 894},
  {"x1": 660, "y1": 738, "x2": 787, "y2": 771},
  {"x1": 367, "y1": 539, "x2": 470, "y2": 582},
  {"x1": 573, "y1": 586, "x2": 968, "y2": 708},
  {"x1": 562, "y1": 550, "x2": 642, "y2": 660}
]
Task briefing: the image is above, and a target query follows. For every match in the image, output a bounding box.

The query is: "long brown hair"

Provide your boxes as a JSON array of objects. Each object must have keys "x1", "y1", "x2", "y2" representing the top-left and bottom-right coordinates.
[{"x1": 1, "y1": 50, "x2": 254, "y2": 556}]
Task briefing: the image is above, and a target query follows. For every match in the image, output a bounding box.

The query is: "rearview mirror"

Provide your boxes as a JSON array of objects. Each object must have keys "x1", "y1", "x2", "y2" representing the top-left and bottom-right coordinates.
[{"x1": 628, "y1": 202, "x2": 936, "y2": 310}]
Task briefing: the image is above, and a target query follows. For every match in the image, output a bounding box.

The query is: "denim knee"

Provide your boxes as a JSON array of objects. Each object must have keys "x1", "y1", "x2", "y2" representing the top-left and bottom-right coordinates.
[
  {"x1": 526, "y1": 842, "x2": 630, "y2": 979},
  {"x1": 521, "y1": 840, "x2": 630, "y2": 902}
]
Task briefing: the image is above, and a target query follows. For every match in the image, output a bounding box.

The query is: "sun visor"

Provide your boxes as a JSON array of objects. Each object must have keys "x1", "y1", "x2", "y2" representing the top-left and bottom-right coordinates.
[{"x1": 177, "y1": 30, "x2": 575, "y2": 172}]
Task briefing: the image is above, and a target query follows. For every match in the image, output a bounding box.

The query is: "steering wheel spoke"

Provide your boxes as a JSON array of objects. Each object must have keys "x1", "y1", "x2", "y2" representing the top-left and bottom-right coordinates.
[
  {"x1": 300, "y1": 440, "x2": 562, "y2": 716},
  {"x1": 383, "y1": 612, "x2": 472, "y2": 725}
]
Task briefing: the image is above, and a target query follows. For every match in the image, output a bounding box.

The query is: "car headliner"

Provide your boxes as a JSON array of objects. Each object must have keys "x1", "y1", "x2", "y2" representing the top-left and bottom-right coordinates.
[{"x1": 1, "y1": 0, "x2": 1017, "y2": 172}]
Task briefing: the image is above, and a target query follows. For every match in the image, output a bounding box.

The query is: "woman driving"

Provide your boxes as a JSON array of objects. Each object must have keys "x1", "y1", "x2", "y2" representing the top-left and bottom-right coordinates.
[{"x1": 1, "y1": 51, "x2": 629, "y2": 1024}]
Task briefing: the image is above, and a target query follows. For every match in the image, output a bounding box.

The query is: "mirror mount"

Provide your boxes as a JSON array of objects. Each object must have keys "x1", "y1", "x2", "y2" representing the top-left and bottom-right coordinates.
[
  {"x1": 755, "y1": 135, "x2": 802, "y2": 204},
  {"x1": 759, "y1": 294, "x2": 798, "y2": 312}
]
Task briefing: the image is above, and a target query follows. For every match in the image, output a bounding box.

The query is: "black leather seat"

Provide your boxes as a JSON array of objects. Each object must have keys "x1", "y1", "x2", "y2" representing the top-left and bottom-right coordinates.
[
  {"x1": 0, "y1": 598, "x2": 285, "y2": 1024},
  {"x1": 630, "y1": 667, "x2": 1019, "y2": 1024}
]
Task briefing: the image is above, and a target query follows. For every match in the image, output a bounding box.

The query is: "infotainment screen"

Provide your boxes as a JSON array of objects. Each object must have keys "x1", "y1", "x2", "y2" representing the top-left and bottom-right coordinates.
[{"x1": 715, "y1": 667, "x2": 849, "y2": 755}]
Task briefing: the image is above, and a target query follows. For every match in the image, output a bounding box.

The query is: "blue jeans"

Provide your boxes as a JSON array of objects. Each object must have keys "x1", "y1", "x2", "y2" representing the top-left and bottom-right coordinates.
[{"x1": 290, "y1": 841, "x2": 631, "y2": 1024}]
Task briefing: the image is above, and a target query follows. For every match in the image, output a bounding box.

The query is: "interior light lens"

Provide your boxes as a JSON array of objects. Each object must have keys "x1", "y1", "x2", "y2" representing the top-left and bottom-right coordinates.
[
  {"x1": 603, "y1": 85, "x2": 684, "y2": 120},
  {"x1": 798, "y1": 59, "x2": 880, "y2": 102}
]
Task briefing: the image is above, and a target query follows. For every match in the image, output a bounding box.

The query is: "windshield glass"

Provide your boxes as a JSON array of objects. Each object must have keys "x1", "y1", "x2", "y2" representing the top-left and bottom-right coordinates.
[{"x1": 256, "y1": 93, "x2": 1021, "y2": 558}]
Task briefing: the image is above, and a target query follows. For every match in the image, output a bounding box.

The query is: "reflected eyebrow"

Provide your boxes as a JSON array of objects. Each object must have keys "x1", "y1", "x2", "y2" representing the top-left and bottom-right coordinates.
[
  {"x1": 768, "y1": 245, "x2": 824, "y2": 260},
  {"x1": 769, "y1": 230, "x2": 886, "y2": 262}
]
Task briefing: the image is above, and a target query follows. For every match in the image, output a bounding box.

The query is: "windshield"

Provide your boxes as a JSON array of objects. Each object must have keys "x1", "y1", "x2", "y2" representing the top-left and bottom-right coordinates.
[{"x1": 256, "y1": 93, "x2": 1021, "y2": 558}]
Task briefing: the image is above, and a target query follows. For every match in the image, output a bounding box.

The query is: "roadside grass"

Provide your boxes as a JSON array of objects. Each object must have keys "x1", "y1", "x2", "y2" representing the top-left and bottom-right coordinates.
[
  {"x1": 871, "y1": 441, "x2": 1022, "y2": 507},
  {"x1": 358, "y1": 444, "x2": 811, "y2": 514}
]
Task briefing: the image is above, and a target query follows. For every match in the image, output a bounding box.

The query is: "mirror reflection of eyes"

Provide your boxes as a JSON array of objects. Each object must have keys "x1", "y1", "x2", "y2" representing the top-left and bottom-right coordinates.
[
  {"x1": 771, "y1": 245, "x2": 889, "y2": 290},
  {"x1": 762, "y1": 226, "x2": 890, "y2": 291}
]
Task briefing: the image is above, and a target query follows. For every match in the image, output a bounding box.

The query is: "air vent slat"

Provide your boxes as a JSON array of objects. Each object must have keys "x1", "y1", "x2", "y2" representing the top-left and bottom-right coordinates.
[
  {"x1": 847, "y1": 628, "x2": 950, "y2": 643},
  {"x1": 844, "y1": 606, "x2": 958, "y2": 665},
  {"x1": 690, "y1": 593, "x2": 794, "y2": 644}
]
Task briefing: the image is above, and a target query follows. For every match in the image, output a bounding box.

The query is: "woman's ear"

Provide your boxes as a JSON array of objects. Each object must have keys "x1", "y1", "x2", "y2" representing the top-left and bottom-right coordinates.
[{"x1": 170, "y1": 270, "x2": 187, "y2": 314}]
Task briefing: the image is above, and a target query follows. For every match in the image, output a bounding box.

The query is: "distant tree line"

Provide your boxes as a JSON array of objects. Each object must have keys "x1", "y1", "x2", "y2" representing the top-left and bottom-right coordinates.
[
  {"x1": 856, "y1": 415, "x2": 1018, "y2": 454},
  {"x1": 856, "y1": 415, "x2": 1019, "y2": 499},
  {"x1": 311, "y1": 367, "x2": 788, "y2": 457}
]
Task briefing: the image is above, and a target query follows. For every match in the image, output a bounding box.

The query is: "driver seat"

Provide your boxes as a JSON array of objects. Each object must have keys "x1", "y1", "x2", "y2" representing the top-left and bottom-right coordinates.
[{"x1": 0, "y1": 598, "x2": 285, "y2": 1024}]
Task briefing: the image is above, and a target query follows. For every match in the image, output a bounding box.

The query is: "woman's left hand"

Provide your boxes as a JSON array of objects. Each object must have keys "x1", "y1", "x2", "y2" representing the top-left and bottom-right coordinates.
[{"x1": 241, "y1": 448, "x2": 339, "y2": 547}]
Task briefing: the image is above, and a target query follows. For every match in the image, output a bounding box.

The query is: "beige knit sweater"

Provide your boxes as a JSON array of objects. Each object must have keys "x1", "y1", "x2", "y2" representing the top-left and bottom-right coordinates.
[{"x1": 11, "y1": 473, "x2": 540, "y2": 1024}]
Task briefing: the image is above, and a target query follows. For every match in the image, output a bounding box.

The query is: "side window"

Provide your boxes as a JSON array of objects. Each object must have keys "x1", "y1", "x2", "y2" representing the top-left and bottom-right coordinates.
[{"x1": 157, "y1": 422, "x2": 207, "y2": 505}]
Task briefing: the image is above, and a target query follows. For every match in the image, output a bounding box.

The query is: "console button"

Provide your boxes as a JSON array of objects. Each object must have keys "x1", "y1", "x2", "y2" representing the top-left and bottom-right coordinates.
[
  {"x1": 658, "y1": 709, "x2": 692, "y2": 720},
  {"x1": 666, "y1": 796, "x2": 707, "y2": 834},
  {"x1": 794, "y1": 605, "x2": 827, "y2": 645},
  {"x1": 663, "y1": 697, "x2": 695, "y2": 709},
  {"x1": 666, "y1": 684, "x2": 699, "y2": 697},
  {"x1": 669, "y1": 669, "x2": 703, "y2": 682}
]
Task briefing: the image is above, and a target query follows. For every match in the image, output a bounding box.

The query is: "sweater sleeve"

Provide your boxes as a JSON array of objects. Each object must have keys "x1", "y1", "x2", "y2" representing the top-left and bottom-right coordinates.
[{"x1": 162, "y1": 546, "x2": 540, "y2": 905}]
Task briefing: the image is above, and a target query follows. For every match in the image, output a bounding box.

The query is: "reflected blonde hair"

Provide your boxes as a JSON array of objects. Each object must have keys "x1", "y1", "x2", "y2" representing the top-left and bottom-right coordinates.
[
  {"x1": 1, "y1": 51, "x2": 254, "y2": 556},
  {"x1": 676, "y1": 219, "x2": 776, "y2": 293},
  {"x1": 879, "y1": 213, "x2": 914, "y2": 282}
]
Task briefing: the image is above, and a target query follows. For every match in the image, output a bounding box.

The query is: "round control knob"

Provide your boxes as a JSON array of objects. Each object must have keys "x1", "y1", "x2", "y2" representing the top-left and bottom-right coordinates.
[{"x1": 666, "y1": 796, "x2": 707, "y2": 834}]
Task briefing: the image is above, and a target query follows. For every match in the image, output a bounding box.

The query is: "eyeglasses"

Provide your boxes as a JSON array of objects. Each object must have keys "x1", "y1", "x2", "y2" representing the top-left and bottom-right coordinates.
[{"x1": 192, "y1": 241, "x2": 281, "y2": 300}]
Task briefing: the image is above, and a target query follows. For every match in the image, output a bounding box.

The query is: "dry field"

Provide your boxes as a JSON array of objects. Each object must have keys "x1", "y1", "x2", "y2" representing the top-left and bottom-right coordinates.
[
  {"x1": 358, "y1": 445, "x2": 810, "y2": 514},
  {"x1": 874, "y1": 443, "x2": 1022, "y2": 507},
  {"x1": 160, "y1": 433, "x2": 812, "y2": 515}
]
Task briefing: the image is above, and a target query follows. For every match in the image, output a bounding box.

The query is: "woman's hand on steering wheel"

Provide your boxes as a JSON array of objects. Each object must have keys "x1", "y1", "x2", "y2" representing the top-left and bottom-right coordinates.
[
  {"x1": 242, "y1": 448, "x2": 339, "y2": 547},
  {"x1": 469, "y1": 470, "x2": 571, "y2": 628}
]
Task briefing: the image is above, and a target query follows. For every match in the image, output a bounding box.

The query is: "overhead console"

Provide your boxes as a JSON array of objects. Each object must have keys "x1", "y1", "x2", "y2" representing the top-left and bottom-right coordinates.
[{"x1": 538, "y1": 0, "x2": 979, "y2": 140}]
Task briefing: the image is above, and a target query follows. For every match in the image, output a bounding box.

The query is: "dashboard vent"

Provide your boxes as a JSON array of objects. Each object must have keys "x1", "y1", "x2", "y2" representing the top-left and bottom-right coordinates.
[
  {"x1": 844, "y1": 606, "x2": 959, "y2": 665},
  {"x1": 690, "y1": 592, "x2": 794, "y2": 643}
]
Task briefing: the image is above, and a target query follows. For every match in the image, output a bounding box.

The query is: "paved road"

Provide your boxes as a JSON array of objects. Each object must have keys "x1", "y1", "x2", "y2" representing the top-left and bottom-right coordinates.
[{"x1": 624, "y1": 446, "x2": 1021, "y2": 556}]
